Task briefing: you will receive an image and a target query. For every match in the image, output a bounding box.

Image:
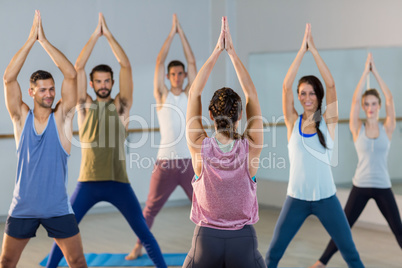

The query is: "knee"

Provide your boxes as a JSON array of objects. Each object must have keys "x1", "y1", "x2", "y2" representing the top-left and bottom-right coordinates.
[
  {"x1": 66, "y1": 255, "x2": 87, "y2": 268},
  {"x1": 0, "y1": 255, "x2": 18, "y2": 268}
]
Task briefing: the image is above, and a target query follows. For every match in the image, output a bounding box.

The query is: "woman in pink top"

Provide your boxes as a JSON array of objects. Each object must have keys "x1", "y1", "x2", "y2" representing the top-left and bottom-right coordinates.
[{"x1": 182, "y1": 17, "x2": 265, "y2": 268}]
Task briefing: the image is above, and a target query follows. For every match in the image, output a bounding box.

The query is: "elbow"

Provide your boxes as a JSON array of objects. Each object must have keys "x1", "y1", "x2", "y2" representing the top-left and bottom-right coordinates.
[
  {"x1": 65, "y1": 69, "x2": 77, "y2": 80},
  {"x1": 326, "y1": 82, "x2": 336, "y2": 91},
  {"x1": 3, "y1": 72, "x2": 16, "y2": 85},
  {"x1": 119, "y1": 60, "x2": 131, "y2": 69}
]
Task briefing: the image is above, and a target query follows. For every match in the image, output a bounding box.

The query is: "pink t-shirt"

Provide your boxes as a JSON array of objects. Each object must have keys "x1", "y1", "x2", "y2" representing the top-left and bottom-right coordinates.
[{"x1": 190, "y1": 137, "x2": 259, "y2": 230}]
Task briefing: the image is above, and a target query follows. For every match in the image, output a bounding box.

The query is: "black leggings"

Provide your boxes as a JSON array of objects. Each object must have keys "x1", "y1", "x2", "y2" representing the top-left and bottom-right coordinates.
[
  {"x1": 319, "y1": 186, "x2": 402, "y2": 265},
  {"x1": 182, "y1": 225, "x2": 266, "y2": 268}
]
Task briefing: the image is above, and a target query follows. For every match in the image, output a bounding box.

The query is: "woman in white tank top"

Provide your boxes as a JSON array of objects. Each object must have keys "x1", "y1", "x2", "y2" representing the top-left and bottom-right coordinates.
[
  {"x1": 265, "y1": 24, "x2": 364, "y2": 268},
  {"x1": 313, "y1": 53, "x2": 402, "y2": 267}
]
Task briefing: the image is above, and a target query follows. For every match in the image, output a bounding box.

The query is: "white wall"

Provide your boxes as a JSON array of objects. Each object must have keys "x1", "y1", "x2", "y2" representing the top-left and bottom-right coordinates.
[
  {"x1": 1, "y1": 0, "x2": 402, "y2": 218},
  {"x1": 0, "y1": 0, "x2": 212, "y2": 217}
]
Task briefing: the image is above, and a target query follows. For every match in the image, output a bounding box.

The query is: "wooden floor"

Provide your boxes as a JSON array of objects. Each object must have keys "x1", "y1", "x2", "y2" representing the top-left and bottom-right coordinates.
[{"x1": 0, "y1": 204, "x2": 401, "y2": 268}]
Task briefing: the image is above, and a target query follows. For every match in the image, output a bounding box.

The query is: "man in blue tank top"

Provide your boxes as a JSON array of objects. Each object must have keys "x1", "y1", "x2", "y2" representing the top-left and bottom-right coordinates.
[
  {"x1": 1, "y1": 11, "x2": 87, "y2": 268},
  {"x1": 127, "y1": 14, "x2": 197, "y2": 260}
]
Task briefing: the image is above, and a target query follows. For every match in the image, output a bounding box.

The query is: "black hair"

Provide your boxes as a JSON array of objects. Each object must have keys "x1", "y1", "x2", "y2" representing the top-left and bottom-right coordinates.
[
  {"x1": 30, "y1": 70, "x2": 54, "y2": 86},
  {"x1": 90, "y1": 64, "x2": 114, "y2": 82}
]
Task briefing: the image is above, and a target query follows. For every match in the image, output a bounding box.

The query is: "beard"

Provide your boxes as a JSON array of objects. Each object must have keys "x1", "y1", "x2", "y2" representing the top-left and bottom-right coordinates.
[
  {"x1": 95, "y1": 88, "x2": 112, "y2": 99},
  {"x1": 39, "y1": 97, "x2": 54, "y2": 108}
]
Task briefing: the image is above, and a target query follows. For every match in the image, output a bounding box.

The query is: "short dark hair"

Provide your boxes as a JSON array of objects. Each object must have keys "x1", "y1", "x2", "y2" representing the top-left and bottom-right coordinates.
[
  {"x1": 167, "y1": 60, "x2": 185, "y2": 74},
  {"x1": 90, "y1": 64, "x2": 114, "y2": 82},
  {"x1": 30, "y1": 70, "x2": 54, "y2": 86},
  {"x1": 362, "y1": 88, "x2": 381, "y2": 106}
]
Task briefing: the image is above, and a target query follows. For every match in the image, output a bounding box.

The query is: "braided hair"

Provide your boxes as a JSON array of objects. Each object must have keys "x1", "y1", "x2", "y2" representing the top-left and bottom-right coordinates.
[
  {"x1": 208, "y1": 87, "x2": 243, "y2": 140},
  {"x1": 297, "y1": 76, "x2": 327, "y2": 149}
]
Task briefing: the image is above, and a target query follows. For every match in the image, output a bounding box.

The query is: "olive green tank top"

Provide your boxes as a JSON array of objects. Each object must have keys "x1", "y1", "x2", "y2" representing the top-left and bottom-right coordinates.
[{"x1": 78, "y1": 100, "x2": 129, "y2": 183}]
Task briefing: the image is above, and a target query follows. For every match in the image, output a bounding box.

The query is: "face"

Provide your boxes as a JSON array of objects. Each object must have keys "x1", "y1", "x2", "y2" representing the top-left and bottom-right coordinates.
[
  {"x1": 298, "y1": 83, "x2": 318, "y2": 112},
  {"x1": 29, "y1": 79, "x2": 55, "y2": 108},
  {"x1": 362, "y1": 94, "x2": 380, "y2": 119},
  {"x1": 90, "y1": 71, "x2": 113, "y2": 99},
  {"x1": 167, "y1": 66, "x2": 186, "y2": 89}
]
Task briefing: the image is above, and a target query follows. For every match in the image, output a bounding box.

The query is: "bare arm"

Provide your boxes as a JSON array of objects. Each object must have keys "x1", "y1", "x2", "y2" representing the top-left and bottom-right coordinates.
[
  {"x1": 350, "y1": 54, "x2": 371, "y2": 140},
  {"x1": 283, "y1": 24, "x2": 309, "y2": 139},
  {"x1": 75, "y1": 13, "x2": 103, "y2": 107},
  {"x1": 154, "y1": 15, "x2": 177, "y2": 104},
  {"x1": 307, "y1": 26, "x2": 338, "y2": 131},
  {"x1": 101, "y1": 14, "x2": 133, "y2": 113},
  {"x1": 176, "y1": 16, "x2": 197, "y2": 94},
  {"x1": 186, "y1": 19, "x2": 224, "y2": 176},
  {"x1": 371, "y1": 55, "x2": 395, "y2": 137},
  {"x1": 3, "y1": 11, "x2": 38, "y2": 123},
  {"x1": 37, "y1": 11, "x2": 77, "y2": 117},
  {"x1": 224, "y1": 18, "x2": 262, "y2": 152}
]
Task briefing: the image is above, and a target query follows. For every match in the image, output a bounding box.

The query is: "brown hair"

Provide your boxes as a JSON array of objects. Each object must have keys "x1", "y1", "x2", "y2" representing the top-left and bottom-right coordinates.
[
  {"x1": 208, "y1": 87, "x2": 242, "y2": 140},
  {"x1": 362, "y1": 88, "x2": 381, "y2": 106}
]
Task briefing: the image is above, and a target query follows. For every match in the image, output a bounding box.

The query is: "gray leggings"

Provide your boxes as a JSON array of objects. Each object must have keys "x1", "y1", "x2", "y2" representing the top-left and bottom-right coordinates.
[{"x1": 182, "y1": 225, "x2": 266, "y2": 268}]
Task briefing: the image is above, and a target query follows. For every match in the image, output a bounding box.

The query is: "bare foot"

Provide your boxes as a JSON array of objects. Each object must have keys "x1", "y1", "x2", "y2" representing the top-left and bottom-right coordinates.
[
  {"x1": 309, "y1": 260, "x2": 326, "y2": 268},
  {"x1": 125, "y1": 244, "x2": 143, "y2": 260}
]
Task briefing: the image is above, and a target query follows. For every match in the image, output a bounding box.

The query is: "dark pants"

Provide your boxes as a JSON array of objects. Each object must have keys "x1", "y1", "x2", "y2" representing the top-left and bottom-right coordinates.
[
  {"x1": 319, "y1": 186, "x2": 402, "y2": 265},
  {"x1": 266, "y1": 195, "x2": 364, "y2": 268},
  {"x1": 183, "y1": 225, "x2": 265, "y2": 268},
  {"x1": 46, "y1": 181, "x2": 167, "y2": 268}
]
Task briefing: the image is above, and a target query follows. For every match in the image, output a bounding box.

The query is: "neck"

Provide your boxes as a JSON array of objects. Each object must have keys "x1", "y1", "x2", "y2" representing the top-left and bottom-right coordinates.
[
  {"x1": 96, "y1": 96, "x2": 112, "y2": 102},
  {"x1": 365, "y1": 117, "x2": 378, "y2": 126},
  {"x1": 33, "y1": 105, "x2": 52, "y2": 122},
  {"x1": 170, "y1": 87, "x2": 184, "y2": 96},
  {"x1": 302, "y1": 110, "x2": 317, "y2": 122}
]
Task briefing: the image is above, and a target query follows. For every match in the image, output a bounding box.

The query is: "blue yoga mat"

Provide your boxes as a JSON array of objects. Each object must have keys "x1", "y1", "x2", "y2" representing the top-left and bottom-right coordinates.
[{"x1": 40, "y1": 253, "x2": 187, "y2": 267}]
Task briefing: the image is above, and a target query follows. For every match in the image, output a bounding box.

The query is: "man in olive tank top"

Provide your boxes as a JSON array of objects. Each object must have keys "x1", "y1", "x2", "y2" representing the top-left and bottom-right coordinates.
[
  {"x1": 46, "y1": 13, "x2": 167, "y2": 268},
  {"x1": 127, "y1": 14, "x2": 197, "y2": 260}
]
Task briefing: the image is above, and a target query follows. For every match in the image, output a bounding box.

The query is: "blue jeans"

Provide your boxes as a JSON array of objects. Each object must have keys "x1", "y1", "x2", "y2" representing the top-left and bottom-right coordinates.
[
  {"x1": 46, "y1": 181, "x2": 167, "y2": 268},
  {"x1": 266, "y1": 195, "x2": 364, "y2": 268}
]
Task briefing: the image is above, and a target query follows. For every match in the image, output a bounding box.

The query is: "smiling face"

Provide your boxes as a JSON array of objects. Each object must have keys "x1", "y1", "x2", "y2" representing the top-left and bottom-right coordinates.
[
  {"x1": 29, "y1": 78, "x2": 55, "y2": 108},
  {"x1": 362, "y1": 94, "x2": 381, "y2": 119},
  {"x1": 90, "y1": 71, "x2": 114, "y2": 99},
  {"x1": 298, "y1": 82, "x2": 318, "y2": 112}
]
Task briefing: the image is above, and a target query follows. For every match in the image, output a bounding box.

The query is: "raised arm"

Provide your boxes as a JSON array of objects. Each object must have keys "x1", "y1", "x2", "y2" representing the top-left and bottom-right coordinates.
[
  {"x1": 307, "y1": 25, "x2": 338, "y2": 130},
  {"x1": 224, "y1": 17, "x2": 263, "y2": 150},
  {"x1": 154, "y1": 15, "x2": 177, "y2": 104},
  {"x1": 75, "y1": 13, "x2": 102, "y2": 107},
  {"x1": 283, "y1": 24, "x2": 309, "y2": 139},
  {"x1": 186, "y1": 18, "x2": 224, "y2": 164},
  {"x1": 350, "y1": 53, "x2": 371, "y2": 140},
  {"x1": 176, "y1": 16, "x2": 197, "y2": 94},
  {"x1": 3, "y1": 11, "x2": 38, "y2": 124},
  {"x1": 101, "y1": 14, "x2": 133, "y2": 113},
  {"x1": 37, "y1": 11, "x2": 77, "y2": 117},
  {"x1": 371, "y1": 55, "x2": 395, "y2": 137}
]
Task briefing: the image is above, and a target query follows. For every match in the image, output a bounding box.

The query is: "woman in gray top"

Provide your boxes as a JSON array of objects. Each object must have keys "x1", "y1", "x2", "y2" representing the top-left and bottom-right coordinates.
[{"x1": 312, "y1": 53, "x2": 402, "y2": 268}]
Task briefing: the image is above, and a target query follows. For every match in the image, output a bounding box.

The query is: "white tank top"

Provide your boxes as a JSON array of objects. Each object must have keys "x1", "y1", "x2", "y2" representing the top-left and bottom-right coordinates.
[
  {"x1": 352, "y1": 123, "x2": 391, "y2": 188},
  {"x1": 287, "y1": 115, "x2": 336, "y2": 201},
  {"x1": 156, "y1": 91, "x2": 191, "y2": 159}
]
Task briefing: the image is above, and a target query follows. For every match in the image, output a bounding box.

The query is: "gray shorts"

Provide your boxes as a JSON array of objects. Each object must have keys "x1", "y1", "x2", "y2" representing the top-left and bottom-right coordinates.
[{"x1": 5, "y1": 214, "x2": 79, "y2": 239}]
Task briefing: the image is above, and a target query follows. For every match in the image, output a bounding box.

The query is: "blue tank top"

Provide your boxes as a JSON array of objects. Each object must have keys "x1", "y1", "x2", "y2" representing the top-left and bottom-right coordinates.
[
  {"x1": 287, "y1": 115, "x2": 336, "y2": 201},
  {"x1": 352, "y1": 123, "x2": 391, "y2": 188},
  {"x1": 9, "y1": 110, "x2": 73, "y2": 218}
]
